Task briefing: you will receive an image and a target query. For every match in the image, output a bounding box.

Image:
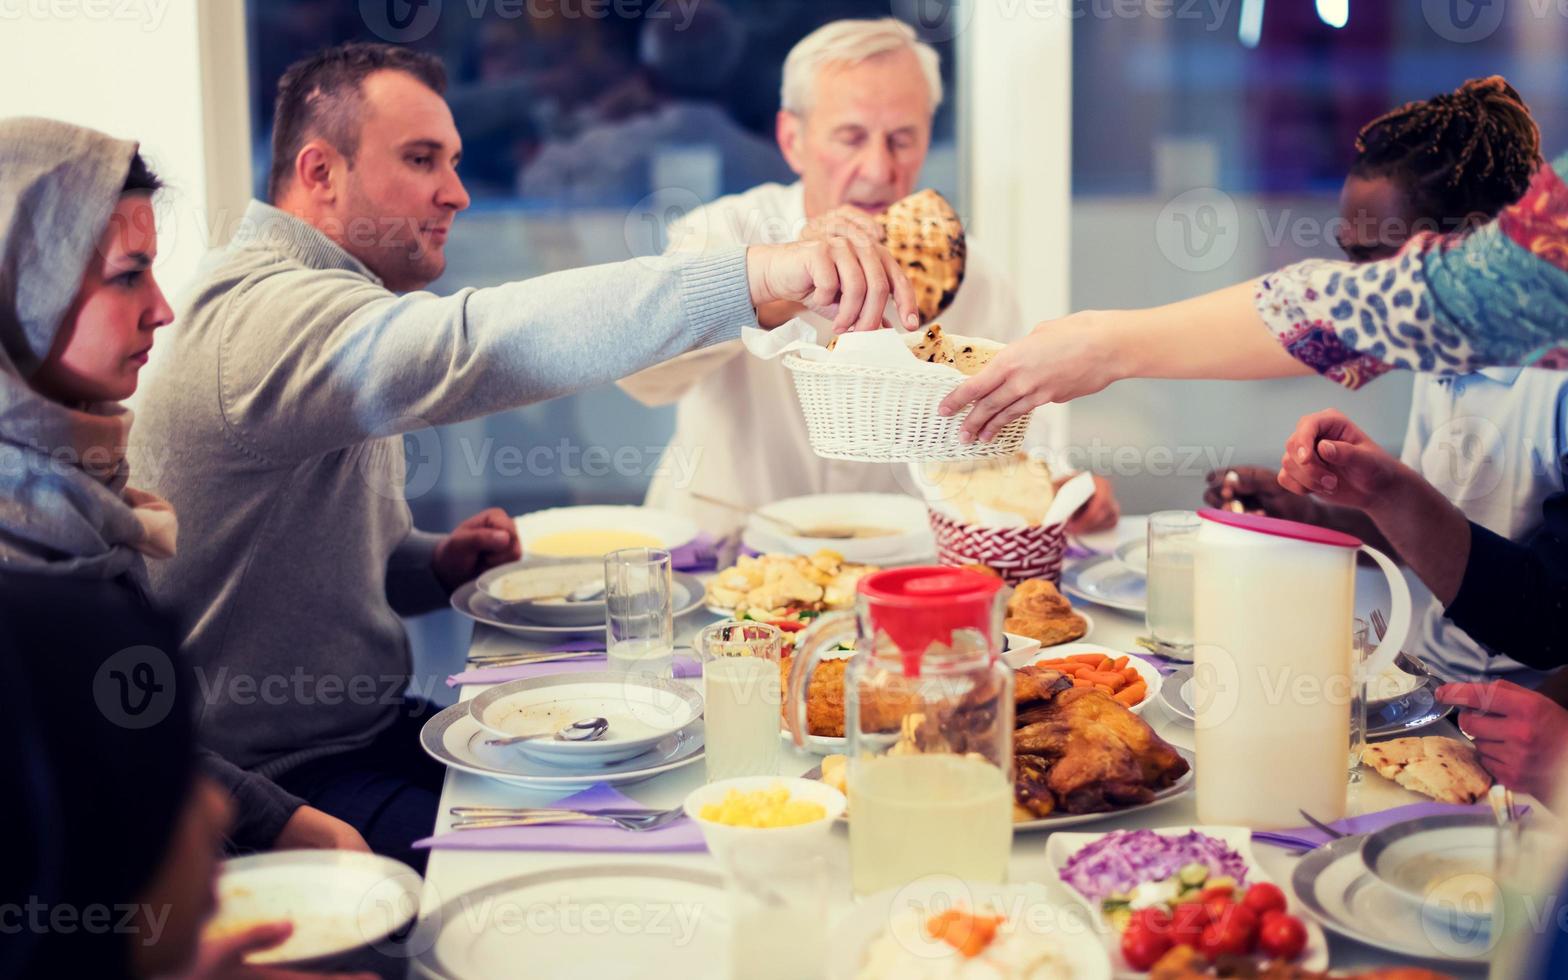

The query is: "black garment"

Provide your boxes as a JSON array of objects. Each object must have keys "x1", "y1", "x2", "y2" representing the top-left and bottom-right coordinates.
[
  {"x1": 1446, "y1": 491, "x2": 1568, "y2": 671},
  {"x1": 0, "y1": 571, "x2": 305, "y2": 851},
  {"x1": 0, "y1": 570, "x2": 196, "y2": 979},
  {"x1": 274, "y1": 699, "x2": 446, "y2": 875}
]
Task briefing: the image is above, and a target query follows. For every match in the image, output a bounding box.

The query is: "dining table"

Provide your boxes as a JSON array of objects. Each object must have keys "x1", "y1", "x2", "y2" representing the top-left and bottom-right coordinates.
[{"x1": 414, "y1": 517, "x2": 1523, "y2": 978}]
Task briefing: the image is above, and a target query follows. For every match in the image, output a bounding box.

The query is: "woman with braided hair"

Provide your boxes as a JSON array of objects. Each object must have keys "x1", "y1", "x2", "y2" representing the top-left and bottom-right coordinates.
[{"x1": 1203, "y1": 77, "x2": 1565, "y2": 687}]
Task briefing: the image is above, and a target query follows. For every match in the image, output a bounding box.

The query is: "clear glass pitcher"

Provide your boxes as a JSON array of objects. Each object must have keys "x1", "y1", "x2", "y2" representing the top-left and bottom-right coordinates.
[
  {"x1": 784, "y1": 567, "x2": 1014, "y2": 895},
  {"x1": 1191, "y1": 509, "x2": 1411, "y2": 828}
]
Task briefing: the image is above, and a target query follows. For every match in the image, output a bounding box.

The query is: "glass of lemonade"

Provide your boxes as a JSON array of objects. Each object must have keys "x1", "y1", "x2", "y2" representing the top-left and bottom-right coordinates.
[
  {"x1": 696, "y1": 620, "x2": 784, "y2": 782},
  {"x1": 1349, "y1": 618, "x2": 1369, "y2": 782},
  {"x1": 604, "y1": 547, "x2": 674, "y2": 679},
  {"x1": 1146, "y1": 510, "x2": 1200, "y2": 658}
]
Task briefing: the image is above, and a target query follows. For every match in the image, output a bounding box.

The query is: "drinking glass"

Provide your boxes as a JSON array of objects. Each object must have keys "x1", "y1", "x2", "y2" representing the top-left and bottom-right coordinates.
[
  {"x1": 696, "y1": 620, "x2": 784, "y2": 782},
  {"x1": 1349, "y1": 618, "x2": 1369, "y2": 782},
  {"x1": 721, "y1": 839, "x2": 829, "y2": 980},
  {"x1": 604, "y1": 547, "x2": 673, "y2": 679},
  {"x1": 1146, "y1": 511, "x2": 1200, "y2": 658}
]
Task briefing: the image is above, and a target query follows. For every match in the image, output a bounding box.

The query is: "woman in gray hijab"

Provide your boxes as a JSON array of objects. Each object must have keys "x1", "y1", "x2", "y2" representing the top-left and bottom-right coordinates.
[{"x1": 0, "y1": 117, "x2": 381, "y2": 978}]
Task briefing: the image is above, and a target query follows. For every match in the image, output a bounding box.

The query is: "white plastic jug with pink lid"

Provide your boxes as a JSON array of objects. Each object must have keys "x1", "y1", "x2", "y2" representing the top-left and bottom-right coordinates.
[{"x1": 1191, "y1": 508, "x2": 1411, "y2": 828}]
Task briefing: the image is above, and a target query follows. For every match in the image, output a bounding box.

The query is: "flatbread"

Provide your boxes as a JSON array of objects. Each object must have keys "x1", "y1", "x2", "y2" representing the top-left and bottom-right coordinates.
[
  {"x1": 1361, "y1": 736, "x2": 1492, "y2": 804},
  {"x1": 877, "y1": 189, "x2": 966, "y2": 323},
  {"x1": 908, "y1": 324, "x2": 955, "y2": 364},
  {"x1": 952, "y1": 338, "x2": 1002, "y2": 376}
]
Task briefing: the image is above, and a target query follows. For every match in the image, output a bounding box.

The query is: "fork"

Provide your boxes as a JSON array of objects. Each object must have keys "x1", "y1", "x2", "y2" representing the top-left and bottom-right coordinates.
[
  {"x1": 1370, "y1": 608, "x2": 1388, "y2": 642},
  {"x1": 1297, "y1": 809, "x2": 1347, "y2": 840},
  {"x1": 448, "y1": 805, "x2": 686, "y2": 833}
]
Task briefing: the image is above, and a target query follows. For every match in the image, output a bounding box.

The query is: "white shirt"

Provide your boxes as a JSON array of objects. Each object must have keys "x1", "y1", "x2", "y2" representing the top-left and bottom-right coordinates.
[
  {"x1": 1400, "y1": 367, "x2": 1568, "y2": 682},
  {"x1": 619, "y1": 181, "x2": 1040, "y2": 534}
]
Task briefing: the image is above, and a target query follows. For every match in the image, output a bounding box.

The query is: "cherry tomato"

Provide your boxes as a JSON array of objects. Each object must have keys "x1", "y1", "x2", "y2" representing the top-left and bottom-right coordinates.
[
  {"x1": 1129, "y1": 907, "x2": 1172, "y2": 937},
  {"x1": 1198, "y1": 905, "x2": 1258, "y2": 960},
  {"x1": 1201, "y1": 894, "x2": 1235, "y2": 925},
  {"x1": 1259, "y1": 913, "x2": 1308, "y2": 960},
  {"x1": 1199, "y1": 883, "x2": 1235, "y2": 903},
  {"x1": 1170, "y1": 902, "x2": 1210, "y2": 946},
  {"x1": 1121, "y1": 922, "x2": 1173, "y2": 970},
  {"x1": 1242, "y1": 882, "x2": 1288, "y2": 919}
]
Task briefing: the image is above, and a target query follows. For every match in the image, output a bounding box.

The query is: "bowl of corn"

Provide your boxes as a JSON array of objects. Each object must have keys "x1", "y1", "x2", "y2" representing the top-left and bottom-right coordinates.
[{"x1": 682, "y1": 777, "x2": 846, "y2": 858}]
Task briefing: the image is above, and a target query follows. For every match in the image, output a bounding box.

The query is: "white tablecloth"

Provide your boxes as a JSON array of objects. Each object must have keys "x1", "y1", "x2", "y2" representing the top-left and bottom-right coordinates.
[{"x1": 417, "y1": 520, "x2": 1491, "y2": 978}]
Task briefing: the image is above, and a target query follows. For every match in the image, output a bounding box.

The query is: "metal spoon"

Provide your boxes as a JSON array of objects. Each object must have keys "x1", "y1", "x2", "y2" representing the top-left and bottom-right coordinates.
[{"x1": 486, "y1": 716, "x2": 609, "y2": 747}]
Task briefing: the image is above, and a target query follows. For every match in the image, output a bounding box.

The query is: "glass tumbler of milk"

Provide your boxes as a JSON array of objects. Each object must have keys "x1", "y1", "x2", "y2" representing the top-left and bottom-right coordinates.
[
  {"x1": 696, "y1": 620, "x2": 784, "y2": 782},
  {"x1": 1146, "y1": 510, "x2": 1200, "y2": 657}
]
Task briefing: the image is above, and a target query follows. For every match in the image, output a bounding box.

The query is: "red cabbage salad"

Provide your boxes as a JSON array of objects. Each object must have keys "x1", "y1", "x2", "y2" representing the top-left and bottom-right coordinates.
[{"x1": 1059, "y1": 829, "x2": 1251, "y2": 905}]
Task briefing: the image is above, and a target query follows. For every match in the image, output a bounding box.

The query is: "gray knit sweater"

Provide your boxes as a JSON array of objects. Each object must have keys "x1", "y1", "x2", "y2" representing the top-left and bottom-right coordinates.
[{"x1": 129, "y1": 202, "x2": 753, "y2": 826}]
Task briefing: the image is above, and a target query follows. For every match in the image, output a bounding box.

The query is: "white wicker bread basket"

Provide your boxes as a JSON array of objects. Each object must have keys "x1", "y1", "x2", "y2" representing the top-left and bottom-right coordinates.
[{"x1": 782, "y1": 353, "x2": 1028, "y2": 463}]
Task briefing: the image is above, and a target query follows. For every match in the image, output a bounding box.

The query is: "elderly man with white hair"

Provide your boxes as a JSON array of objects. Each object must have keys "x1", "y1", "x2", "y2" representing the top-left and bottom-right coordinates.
[{"x1": 621, "y1": 18, "x2": 1120, "y2": 535}]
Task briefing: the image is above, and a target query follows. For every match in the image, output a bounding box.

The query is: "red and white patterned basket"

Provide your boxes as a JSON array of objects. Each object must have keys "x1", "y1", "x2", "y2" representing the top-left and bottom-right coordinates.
[{"x1": 928, "y1": 509, "x2": 1067, "y2": 585}]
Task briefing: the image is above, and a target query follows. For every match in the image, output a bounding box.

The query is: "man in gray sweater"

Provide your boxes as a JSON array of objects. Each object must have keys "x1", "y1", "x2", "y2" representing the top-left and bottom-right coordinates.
[{"x1": 129, "y1": 43, "x2": 914, "y2": 869}]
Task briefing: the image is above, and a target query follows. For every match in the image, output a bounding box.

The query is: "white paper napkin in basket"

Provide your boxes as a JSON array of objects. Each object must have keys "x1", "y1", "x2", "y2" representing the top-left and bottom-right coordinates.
[{"x1": 740, "y1": 322, "x2": 964, "y2": 378}]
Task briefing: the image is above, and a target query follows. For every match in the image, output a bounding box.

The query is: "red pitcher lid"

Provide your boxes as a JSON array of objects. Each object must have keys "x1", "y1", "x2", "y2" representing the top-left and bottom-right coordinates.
[
  {"x1": 1197, "y1": 507, "x2": 1362, "y2": 549},
  {"x1": 857, "y1": 567, "x2": 1003, "y2": 676}
]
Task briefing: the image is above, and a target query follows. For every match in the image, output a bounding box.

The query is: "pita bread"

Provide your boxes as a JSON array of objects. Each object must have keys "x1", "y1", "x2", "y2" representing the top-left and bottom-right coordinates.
[
  {"x1": 1361, "y1": 736, "x2": 1492, "y2": 804},
  {"x1": 908, "y1": 324, "x2": 955, "y2": 364},
  {"x1": 877, "y1": 189, "x2": 966, "y2": 323},
  {"x1": 952, "y1": 338, "x2": 1002, "y2": 376}
]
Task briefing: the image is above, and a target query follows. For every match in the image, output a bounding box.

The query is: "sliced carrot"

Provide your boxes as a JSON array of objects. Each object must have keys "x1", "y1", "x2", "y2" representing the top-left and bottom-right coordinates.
[
  {"x1": 1111, "y1": 655, "x2": 1129, "y2": 671},
  {"x1": 1094, "y1": 683, "x2": 1116, "y2": 694},
  {"x1": 1121, "y1": 667, "x2": 1141, "y2": 683},
  {"x1": 1114, "y1": 682, "x2": 1147, "y2": 706},
  {"x1": 1066, "y1": 654, "x2": 1105, "y2": 665},
  {"x1": 1072, "y1": 677, "x2": 1092, "y2": 688}
]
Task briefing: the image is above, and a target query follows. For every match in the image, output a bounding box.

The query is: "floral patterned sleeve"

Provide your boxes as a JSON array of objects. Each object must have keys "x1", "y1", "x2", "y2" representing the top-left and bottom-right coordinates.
[{"x1": 1254, "y1": 151, "x2": 1568, "y2": 389}]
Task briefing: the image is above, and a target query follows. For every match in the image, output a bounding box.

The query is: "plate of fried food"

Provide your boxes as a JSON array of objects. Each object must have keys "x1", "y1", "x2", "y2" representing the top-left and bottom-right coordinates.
[
  {"x1": 1009, "y1": 643, "x2": 1159, "y2": 715},
  {"x1": 1002, "y1": 575, "x2": 1093, "y2": 648},
  {"x1": 807, "y1": 661, "x2": 1193, "y2": 830}
]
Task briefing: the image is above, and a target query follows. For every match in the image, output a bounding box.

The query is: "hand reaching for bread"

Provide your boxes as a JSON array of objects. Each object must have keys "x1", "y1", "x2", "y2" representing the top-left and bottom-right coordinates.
[{"x1": 745, "y1": 239, "x2": 919, "y2": 334}]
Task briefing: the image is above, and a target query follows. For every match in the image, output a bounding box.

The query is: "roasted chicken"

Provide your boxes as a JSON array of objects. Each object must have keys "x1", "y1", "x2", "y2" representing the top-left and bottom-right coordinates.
[{"x1": 1012, "y1": 666, "x2": 1190, "y2": 817}]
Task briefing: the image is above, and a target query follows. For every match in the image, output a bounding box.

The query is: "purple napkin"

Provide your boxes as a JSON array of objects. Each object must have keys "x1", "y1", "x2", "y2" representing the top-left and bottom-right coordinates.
[
  {"x1": 447, "y1": 653, "x2": 701, "y2": 687},
  {"x1": 1251, "y1": 801, "x2": 1529, "y2": 851},
  {"x1": 413, "y1": 783, "x2": 707, "y2": 853},
  {"x1": 1130, "y1": 652, "x2": 1181, "y2": 677},
  {"x1": 669, "y1": 532, "x2": 718, "y2": 572}
]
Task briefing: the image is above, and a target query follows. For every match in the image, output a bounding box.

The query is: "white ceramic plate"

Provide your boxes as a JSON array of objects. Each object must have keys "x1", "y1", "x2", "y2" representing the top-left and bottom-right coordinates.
[
  {"x1": 412, "y1": 865, "x2": 728, "y2": 980},
  {"x1": 739, "y1": 527, "x2": 937, "y2": 568},
  {"x1": 1162, "y1": 665, "x2": 1455, "y2": 736},
  {"x1": 474, "y1": 559, "x2": 604, "y2": 627},
  {"x1": 746, "y1": 493, "x2": 934, "y2": 564},
  {"x1": 469, "y1": 673, "x2": 705, "y2": 767},
  {"x1": 1048, "y1": 825, "x2": 1330, "y2": 977},
  {"x1": 420, "y1": 699, "x2": 704, "y2": 789},
  {"x1": 1009, "y1": 642, "x2": 1160, "y2": 715},
  {"x1": 1113, "y1": 538, "x2": 1148, "y2": 576},
  {"x1": 208, "y1": 851, "x2": 421, "y2": 967},
  {"x1": 827, "y1": 880, "x2": 1111, "y2": 980},
  {"x1": 513, "y1": 505, "x2": 699, "y2": 556},
  {"x1": 451, "y1": 573, "x2": 705, "y2": 639},
  {"x1": 1291, "y1": 832, "x2": 1492, "y2": 966},
  {"x1": 806, "y1": 748, "x2": 1194, "y2": 833},
  {"x1": 1060, "y1": 554, "x2": 1147, "y2": 614}
]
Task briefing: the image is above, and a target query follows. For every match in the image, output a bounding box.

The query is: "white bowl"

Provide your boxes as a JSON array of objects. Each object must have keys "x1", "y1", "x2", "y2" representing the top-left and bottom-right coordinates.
[
  {"x1": 683, "y1": 776, "x2": 846, "y2": 858},
  {"x1": 470, "y1": 673, "x2": 704, "y2": 767},
  {"x1": 475, "y1": 559, "x2": 604, "y2": 627},
  {"x1": 206, "y1": 850, "x2": 420, "y2": 971},
  {"x1": 747, "y1": 493, "x2": 932, "y2": 564}
]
